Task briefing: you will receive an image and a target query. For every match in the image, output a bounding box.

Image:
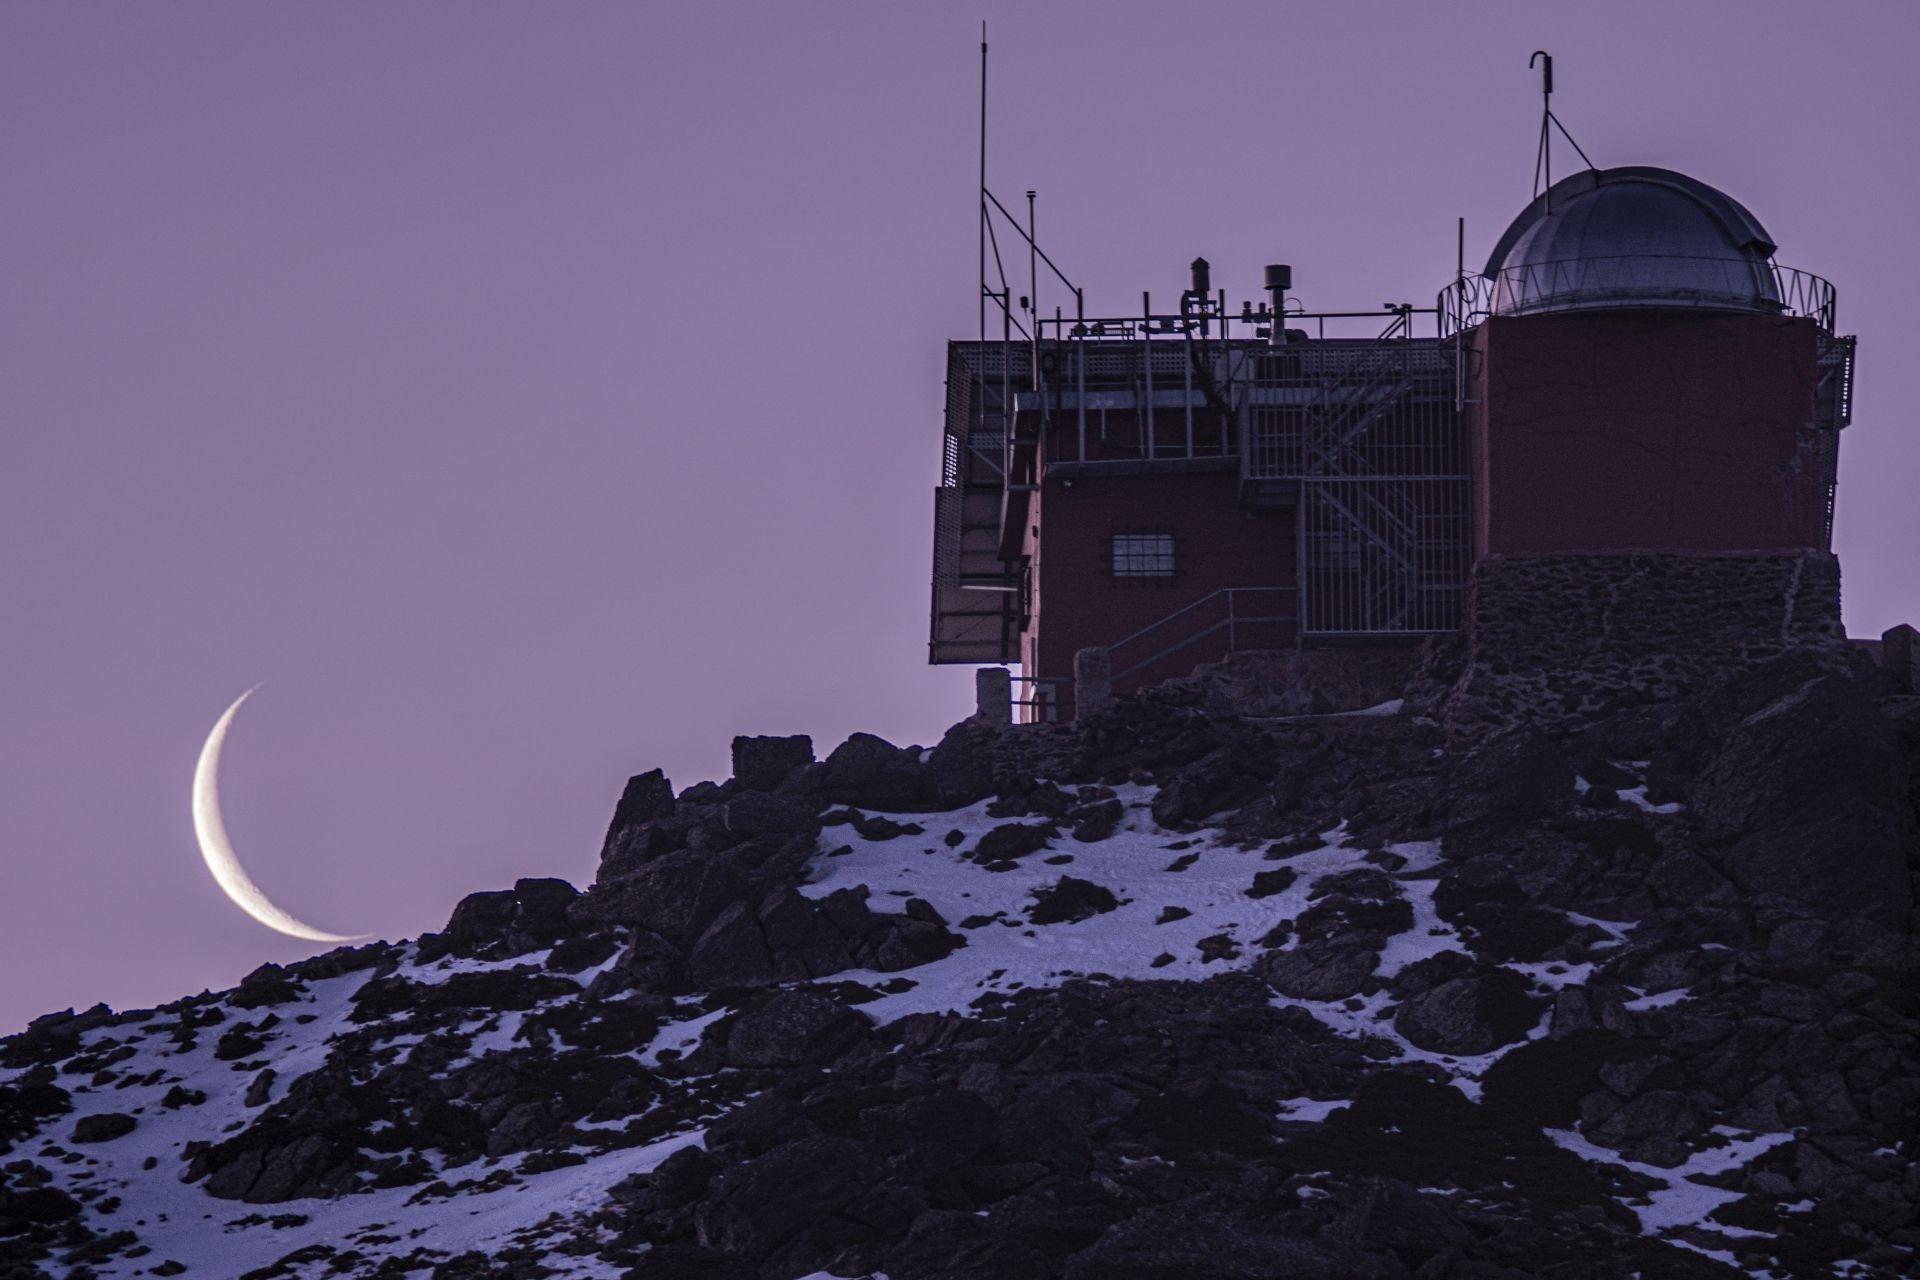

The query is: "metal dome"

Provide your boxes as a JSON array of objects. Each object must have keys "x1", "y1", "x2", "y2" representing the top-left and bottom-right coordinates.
[{"x1": 1483, "y1": 166, "x2": 1783, "y2": 316}]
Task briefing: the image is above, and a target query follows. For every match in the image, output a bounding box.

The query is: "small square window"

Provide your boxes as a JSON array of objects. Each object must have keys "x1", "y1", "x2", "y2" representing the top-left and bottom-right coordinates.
[{"x1": 1112, "y1": 533, "x2": 1176, "y2": 577}]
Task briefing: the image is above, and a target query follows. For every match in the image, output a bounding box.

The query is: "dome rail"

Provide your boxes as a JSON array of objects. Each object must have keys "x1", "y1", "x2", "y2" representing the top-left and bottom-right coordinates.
[{"x1": 1440, "y1": 256, "x2": 1835, "y2": 337}]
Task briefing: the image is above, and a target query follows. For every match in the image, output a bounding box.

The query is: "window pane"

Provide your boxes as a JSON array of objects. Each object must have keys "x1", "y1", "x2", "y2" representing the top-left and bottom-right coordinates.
[{"x1": 1112, "y1": 533, "x2": 1176, "y2": 577}]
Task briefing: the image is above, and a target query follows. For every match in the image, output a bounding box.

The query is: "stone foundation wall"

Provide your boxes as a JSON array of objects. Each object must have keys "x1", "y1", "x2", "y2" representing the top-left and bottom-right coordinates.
[
  {"x1": 1168, "y1": 646, "x2": 1422, "y2": 719},
  {"x1": 1414, "y1": 550, "x2": 1858, "y2": 740}
]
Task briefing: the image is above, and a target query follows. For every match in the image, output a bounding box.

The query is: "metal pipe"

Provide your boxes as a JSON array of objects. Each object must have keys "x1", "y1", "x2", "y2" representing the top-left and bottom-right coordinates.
[
  {"x1": 1142, "y1": 291, "x2": 1155, "y2": 462},
  {"x1": 1027, "y1": 191, "x2": 1039, "y2": 390}
]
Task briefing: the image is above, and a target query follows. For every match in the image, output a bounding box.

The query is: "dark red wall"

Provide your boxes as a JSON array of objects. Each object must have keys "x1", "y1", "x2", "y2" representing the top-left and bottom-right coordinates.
[
  {"x1": 1028, "y1": 470, "x2": 1298, "y2": 699},
  {"x1": 1469, "y1": 311, "x2": 1826, "y2": 557}
]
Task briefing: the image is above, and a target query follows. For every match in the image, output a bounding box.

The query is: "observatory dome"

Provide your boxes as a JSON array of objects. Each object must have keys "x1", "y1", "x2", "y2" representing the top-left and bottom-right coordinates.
[{"x1": 1483, "y1": 166, "x2": 1783, "y2": 316}]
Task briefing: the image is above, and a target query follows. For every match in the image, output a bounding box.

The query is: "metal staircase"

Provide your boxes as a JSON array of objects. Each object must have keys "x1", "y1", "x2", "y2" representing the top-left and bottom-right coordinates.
[{"x1": 1243, "y1": 342, "x2": 1459, "y2": 634}]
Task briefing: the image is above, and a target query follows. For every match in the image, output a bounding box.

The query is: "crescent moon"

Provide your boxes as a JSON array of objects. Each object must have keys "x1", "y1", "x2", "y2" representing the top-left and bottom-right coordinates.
[{"x1": 192, "y1": 688, "x2": 368, "y2": 944}]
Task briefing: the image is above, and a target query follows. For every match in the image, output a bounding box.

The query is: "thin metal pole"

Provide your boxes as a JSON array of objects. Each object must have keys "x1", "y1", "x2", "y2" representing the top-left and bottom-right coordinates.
[
  {"x1": 1142, "y1": 291, "x2": 1155, "y2": 462},
  {"x1": 1027, "y1": 191, "x2": 1038, "y2": 389},
  {"x1": 979, "y1": 26, "x2": 988, "y2": 343}
]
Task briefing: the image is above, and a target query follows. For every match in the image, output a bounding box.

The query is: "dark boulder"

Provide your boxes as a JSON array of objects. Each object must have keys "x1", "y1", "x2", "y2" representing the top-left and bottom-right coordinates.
[
  {"x1": 0, "y1": 1072, "x2": 73, "y2": 1148},
  {"x1": 230, "y1": 962, "x2": 303, "y2": 1009},
  {"x1": 1393, "y1": 967, "x2": 1544, "y2": 1056},
  {"x1": 1069, "y1": 797, "x2": 1125, "y2": 843},
  {"x1": 821, "y1": 733, "x2": 929, "y2": 812},
  {"x1": 572, "y1": 849, "x2": 746, "y2": 945},
  {"x1": 811, "y1": 885, "x2": 965, "y2": 973},
  {"x1": 705, "y1": 1093, "x2": 820, "y2": 1158},
  {"x1": 1064, "y1": 1209, "x2": 1388, "y2": 1280},
  {"x1": 511, "y1": 877, "x2": 578, "y2": 936},
  {"x1": 70, "y1": 1112, "x2": 136, "y2": 1143},
  {"x1": 755, "y1": 888, "x2": 858, "y2": 981},
  {"x1": 694, "y1": 1135, "x2": 884, "y2": 1259},
  {"x1": 1246, "y1": 868, "x2": 1298, "y2": 899},
  {"x1": 1027, "y1": 877, "x2": 1120, "y2": 925},
  {"x1": 925, "y1": 719, "x2": 1000, "y2": 810},
  {"x1": 1253, "y1": 942, "x2": 1380, "y2": 1001},
  {"x1": 1443, "y1": 732, "x2": 1574, "y2": 839},
  {"x1": 1480, "y1": 1028, "x2": 1653, "y2": 1128},
  {"x1": 718, "y1": 790, "x2": 816, "y2": 840},
  {"x1": 438, "y1": 890, "x2": 517, "y2": 949},
  {"x1": 859, "y1": 1088, "x2": 997, "y2": 1179},
  {"x1": 721, "y1": 989, "x2": 872, "y2": 1069},
  {"x1": 730, "y1": 735, "x2": 815, "y2": 792},
  {"x1": 1689, "y1": 673, "x2": 1914, "y2": 922},
  {"x1": 686, "y1": 902, "x2": 777, "y2": 989},
  {"x1": 601, "y1": 768, "x2": 676, "y2": 868},
  {"x1": 974, "y1": 822, "x2": 1055, "y2": 863}
]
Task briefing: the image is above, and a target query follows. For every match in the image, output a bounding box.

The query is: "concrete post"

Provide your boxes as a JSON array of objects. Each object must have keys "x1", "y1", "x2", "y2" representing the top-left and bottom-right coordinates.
[
  {"x1": 1882, "y1": 624, "x2": 1917, "y2": 695},
  {"x1": 1075, "y1": 646, "x2": 1112, "y2": 716},
  {"x1": 974, "y1": 667, "x2": 1012, "y2": 727}
]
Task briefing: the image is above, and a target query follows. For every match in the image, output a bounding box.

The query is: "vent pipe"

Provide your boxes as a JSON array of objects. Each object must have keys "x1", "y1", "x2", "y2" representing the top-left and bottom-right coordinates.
[
  {"x1": 1189, "y1": 257, "x2": 1211, "y2": 299},
  {"x1": 1264, "y1": 264, "x2": 1292, "y2": 345}
]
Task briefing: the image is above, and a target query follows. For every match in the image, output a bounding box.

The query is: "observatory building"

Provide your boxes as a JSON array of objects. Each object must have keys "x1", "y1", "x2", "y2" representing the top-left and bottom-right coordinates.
[{"x1": 928, "y1": 165, "x2": 1857, "y2": 720}]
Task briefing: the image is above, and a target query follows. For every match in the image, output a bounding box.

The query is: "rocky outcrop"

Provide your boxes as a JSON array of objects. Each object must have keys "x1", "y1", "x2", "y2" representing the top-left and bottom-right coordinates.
[{"x1": 3, "y1": 634, "x2": 1915, "y2": 1280}]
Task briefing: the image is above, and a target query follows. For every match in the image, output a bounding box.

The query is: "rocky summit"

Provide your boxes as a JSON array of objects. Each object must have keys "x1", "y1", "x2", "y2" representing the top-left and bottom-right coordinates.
[{"x1": 3, "y1": 647, "x2": 1917, "y2": 1280}]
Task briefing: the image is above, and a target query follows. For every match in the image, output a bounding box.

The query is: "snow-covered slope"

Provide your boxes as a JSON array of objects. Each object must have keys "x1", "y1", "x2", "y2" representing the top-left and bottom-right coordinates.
[{"x1": 4, "y1": 670, "x2": 1916, "y2": 1280}]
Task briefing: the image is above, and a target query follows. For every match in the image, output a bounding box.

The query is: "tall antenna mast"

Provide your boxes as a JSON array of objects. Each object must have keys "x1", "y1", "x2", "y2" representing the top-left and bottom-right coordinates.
[
  {"x1": 1529, "y1": 50, "x2": 1596, "y2": 212},
  {"x1": 978, "y1": 22, "x2": 988, "y2": 345}
]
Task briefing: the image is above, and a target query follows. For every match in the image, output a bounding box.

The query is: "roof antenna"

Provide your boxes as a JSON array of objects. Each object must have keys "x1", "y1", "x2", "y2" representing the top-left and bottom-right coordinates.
[
  {"x1": 978, "y1": 21, "x2": 988, "y2": 345},
  {"x1": 1530, "y1": 50, "x2": 1597, "y2": 213}
]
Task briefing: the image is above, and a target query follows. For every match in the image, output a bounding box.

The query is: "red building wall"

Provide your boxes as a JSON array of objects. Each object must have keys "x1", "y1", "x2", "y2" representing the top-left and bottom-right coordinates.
[
  {"x1": 1469, "y1": 311, "x2": 1826, "y2": 557},
  {"x1": 1027, "y1": 469, "x2": 1298, "y2": 703}
]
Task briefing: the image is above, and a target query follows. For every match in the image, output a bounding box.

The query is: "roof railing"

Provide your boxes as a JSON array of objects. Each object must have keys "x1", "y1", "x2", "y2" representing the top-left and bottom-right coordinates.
[{"x1": 1440, "y1": 256, "x2": 1836, "y2": 336}]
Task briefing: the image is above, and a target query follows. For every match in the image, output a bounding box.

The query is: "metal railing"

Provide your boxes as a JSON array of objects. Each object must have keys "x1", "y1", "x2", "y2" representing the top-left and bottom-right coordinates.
[
  {"x1": 1011, "y1": 674, "x2": 1071, "y2": 724},
  {"x1": 1439, "y1": 256, "x2": 1837, "y2": 335},
  {"x1": 1106, "y1": 587, "x2": 1301, "y2": 684}
]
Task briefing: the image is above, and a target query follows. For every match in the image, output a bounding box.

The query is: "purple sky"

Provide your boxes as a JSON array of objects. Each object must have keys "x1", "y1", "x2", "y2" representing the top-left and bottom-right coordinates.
[{"x1": 4, "y1": 2, "x2": 1916, "y2": 1033}]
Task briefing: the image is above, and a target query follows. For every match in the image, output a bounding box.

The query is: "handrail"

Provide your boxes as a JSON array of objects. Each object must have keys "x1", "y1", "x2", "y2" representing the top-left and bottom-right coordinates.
[
  {"x1": 1106, "y1": 587, "x2": 1301, "y2": 683},
  {"x1": 1439, "y1": 255, "x2": 1836, "y2": 336}
]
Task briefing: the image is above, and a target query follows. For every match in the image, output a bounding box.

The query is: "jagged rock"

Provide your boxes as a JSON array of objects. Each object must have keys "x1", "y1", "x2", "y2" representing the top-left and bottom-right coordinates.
[
  {"x1": 422, "y1": 877, "x2": 582, "y2": 963},
  {"x1": 1, "y1": 1071, "x2": 73, "y2": 1150},
  {"x1": 719, "y1": 790, "x2": 816, "y2": 840},
  {"x1": 1253, "y1": 942, "x2": 1379, "y2": 1001},
  {"x1": 988, "y1": 779, "x2": 1076, "y2": 820},
  {"x1": 1443, "y1": 732, "x2": 1575, "y2": 840},
  {"x1": 1064, "y1": 1209, "x2": 1386, "y2": 1280},
  {"x1": 755, "y1": 888, "x2": 856, "y2": 981},
  {"x1": 1435, "y1": 869, "x2": 1580, "y2": 962},
  {"x1": 441, "y1": 890, "x2": 519, "y2": 949},
  {"x1": 9, "y1": 669, "x2": 1918, "y2": 1276},
  {"x1": 694, "y1": 1135, "x2": 884, "y2": 1258},
  {"x1": 721, "y1": 989, "x2": 871, "y2": 1069},
  {"x1": 1690, "y1": 672, "x2": 1914, "y2": 922},
  {"x1": 70, "y1": 1112, "x2": 136, "y2": 1143},
  {"x1": 705, "y1": 1093, "x2": 819, "y2": 1158},
  {"x1": 1393, "y1": 967, "x2": 1544, "y2": 1056},
  {"x1": 1068, "y1": 796, "x2": 1125, "y2": 842},
  {"x1": 230, "y1": 963, "x2": 303, "y2": 1009},
  {"x1": 485, "y1": 1100, "x2": 560, "y2": 1157},
  {"x1": 924, "y1": 718, "x2": 1000, "y2": 809},
  {"x1": 821, "y1": 732, "x2": 929, "y2": 812},
  {"x1": 731, "y1": 734, "x2": 814, "y2": 791},
  {"x1": 858, "y1": 1088, "x2": 996, "y2": 1180},
  {"x1": 849, "y1": 813, "x2": 922, "y2": 840},
  {"x1": 601, "y1": 768, "x2": 677, "y2": 870},
  {"x1": 573, "y1": 849, "x2": 747, "y2": 945},
  {"x1": 686, "y1": 902, "x2": 777, "y2": 988},
  {"x1": 0, "y1": 1171, "x2": 79, "y2": 1226}
]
